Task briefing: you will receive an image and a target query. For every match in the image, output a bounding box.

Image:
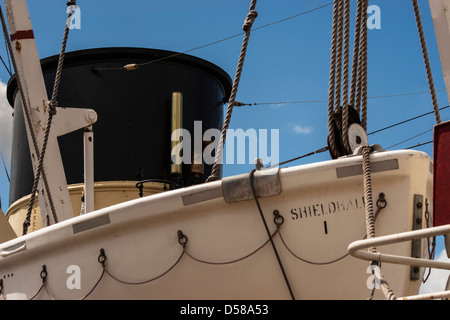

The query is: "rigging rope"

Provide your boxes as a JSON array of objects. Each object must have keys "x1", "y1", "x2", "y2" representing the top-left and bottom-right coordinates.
[
  {"x1": 330, "y1": 0, "x2": 376, "y2": 160},
  {"x1": 412, "y1": 0, "x2": 441, "y2": 124},
  {"x1": 328, "y1": 0, "x2": 369, "y2": 158},
  {"x1": 362, "y1": 147, "x2": 396, "y2": 300},
  {"x1": 341, "y1": 0, "x2": 351, "y2": 153},
  {"x1": 327, "y1": 0, "x2": 341, "y2": 158},
  {"x1": 334, "y1": 0, "x2": 345, "y2": 113},
  {"x1": 207, "y1": 0, "x2": 258, "y2": 182},
  {"x1": 357, "y1": 0, "x2": 369, "y2": 131},
  {"x1": 349, "y1": 0, "x2": 362, "y2": 109}
]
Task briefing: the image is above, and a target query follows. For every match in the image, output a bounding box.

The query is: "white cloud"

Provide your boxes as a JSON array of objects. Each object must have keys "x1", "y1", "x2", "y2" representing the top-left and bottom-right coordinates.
[
  {"x1": 419, "y1": 249, "x2": 450, "y2": 298},
  {"x1": 292, "y1": 124, "x2": 313, "y2": 135}
]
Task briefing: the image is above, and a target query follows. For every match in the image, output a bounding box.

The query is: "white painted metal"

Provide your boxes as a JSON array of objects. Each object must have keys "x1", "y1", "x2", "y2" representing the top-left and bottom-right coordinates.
[
  {"x1": 429, "y1": 0, "x2": 450, "y2": 104},
  {"x1": 446, "y1": 234, "x2": 450, "y2": 258},
  {"x1": 348, "y1": 123, "x2": 369, "y2": 153},
  {"x1": 0, "y1": 150, "x2": 433, "y2": 299},
  {"x1": 398, "y1": 290, "x2": 450, "y2": 300},
  {"x1": 4, "y1": 0, "x2": 97, "y2": 224},
  {"x1": 348, "y1": 224, "x2": 450, "y2": 270},
  {"x1": 83, "y1": 125, "x2": 95, "y2": 214}
]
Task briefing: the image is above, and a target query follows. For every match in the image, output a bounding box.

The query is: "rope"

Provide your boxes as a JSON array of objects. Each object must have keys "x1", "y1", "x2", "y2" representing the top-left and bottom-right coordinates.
[
  {"x1": 328, "y1": 0, "x2": 366, "y2": 157},
  {"x1": 327, "y1": 0, "x2": 341, "y2": 158},
  {"x1": 349, "y1": 0, "x2": 363, "y2": 109},
  {"x1": 334, "y1": 0, "x2": 345, "y2": 112},
  {"x1": 207, "y1": 0, "x2": 258, "y2": 182},
  {"x1": 358, "y1": 0, "x2": 369, "y2": 131},
  {"x1": 412, "y1": 0, "x2": 441, "y2": 124},
  {"x1": 362, "y1": 147, "x2": 376, "y2": 250},
  {"x1": 341, "y1": 0, "x2": 351, "y2": 154},
  {"x1": 249, "y1": 169, "x2": 296, "y2": 300},
  {"x1": 354, "y1": 1, "x2": 366, "y2": 115},
  {"x1": 350, "y1": 0, "x2": 369, "y2": 129},
  {"x1": 362, "y1": 147, "x2": 396, "y2": 300},
  {"x1": 329, "y1": 0, "x2": 370, "y2": 158}
]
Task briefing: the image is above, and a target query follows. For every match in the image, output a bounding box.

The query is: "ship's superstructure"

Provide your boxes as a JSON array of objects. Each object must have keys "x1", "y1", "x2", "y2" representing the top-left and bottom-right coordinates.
[{"x1": 0, "y1": 0, "x2": 449, "y2": 301}]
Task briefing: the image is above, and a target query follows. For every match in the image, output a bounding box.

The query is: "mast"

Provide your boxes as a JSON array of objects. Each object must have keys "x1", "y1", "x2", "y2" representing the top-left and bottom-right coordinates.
[
  {"x1": 4, "y1": 0, "x2": 97, "y2": 226},
  {"x1": 429, "y1": 0, "x2": 450, "y2": 105}
]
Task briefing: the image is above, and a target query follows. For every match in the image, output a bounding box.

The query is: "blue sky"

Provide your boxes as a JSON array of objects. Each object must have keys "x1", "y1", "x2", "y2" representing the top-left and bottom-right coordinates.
[
  {"x1": 0, "y1": 0, "x2": 448, "y2": 293},
  {"x1": 0, "y1": 1, "x2": 447, "y2": 182}
]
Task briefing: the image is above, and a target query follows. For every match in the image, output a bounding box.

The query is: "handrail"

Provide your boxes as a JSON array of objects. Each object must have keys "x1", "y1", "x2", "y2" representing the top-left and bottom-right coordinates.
[
  {"x1": 348, "y1": 224, "x2": 450, "y2": 300},
  {"x1": 398, "y1": 290, "x2": 450, "y2": 300},
  {"x1": 348, "y1": 224, "x2": 450, "y2": 270},
  {"x1": 135, "y1": 179, "x2": 180, "y2": 197}
]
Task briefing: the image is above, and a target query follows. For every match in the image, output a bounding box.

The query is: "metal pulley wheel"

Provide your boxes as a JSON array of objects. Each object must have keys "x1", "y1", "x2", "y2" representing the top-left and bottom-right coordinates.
[
  {"x1": 348, "y1": 123, "x2": 369, "y2": 153},
  {"x1": 327, "y1": 105, "x2": 368, "y2": 159}
]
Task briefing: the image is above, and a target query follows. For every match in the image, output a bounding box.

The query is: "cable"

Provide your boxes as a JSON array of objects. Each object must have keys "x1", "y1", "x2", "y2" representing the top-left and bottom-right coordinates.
[
  {"x1": 385, "y1": 129, "x2": 432, "y2": 149},
  {"x1": 249, "y1": 169, "x2": 296, "y2": 300},
  {"x1": 263, "y1": 104, "x2": 448, "y2": 168},
  {"x1": 266, "y1": 146, "x2": 329, "y2": 168},
  {"x1": 237, "y1": 89, "x2": 448, "y2": 107},
  {"x1": 368, "y1": 105, "x2": 449, "y2": 136},
  {"x1": 0, "y1": 53, "x2": 11, "y2": 77},
  {"x1": 0, "y1": 152, "x2": 9, "y2": 182},
  {"x1": 405, "y1": 140, "x2": 433, "y2": 150},
  {"x1": 94, "y1": 2, "x2": 333, "y2": 72},
  {"x1": 266, "y1": 103, "x2": 447, "y2": 168}
]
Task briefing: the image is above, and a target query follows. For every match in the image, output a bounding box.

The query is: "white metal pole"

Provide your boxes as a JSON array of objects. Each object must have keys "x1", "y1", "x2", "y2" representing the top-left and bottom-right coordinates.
[
  {"x1": 83, "y1": 125, "x2": 94, "y2": 214},
  {"x1": 4, "y1": 0, "x2": 98, "y2": 224},
  {"x1": 398, "y1": 290, "x2": 450, "y2": 300},
  {"x1": 348, "y1": 224, "x2": 450, "y2": 270}
]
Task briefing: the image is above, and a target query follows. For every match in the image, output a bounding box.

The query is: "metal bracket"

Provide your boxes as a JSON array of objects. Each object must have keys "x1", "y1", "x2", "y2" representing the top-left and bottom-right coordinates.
[
  {"x1": 411, "y1": 194, "x2": 424, "y2": 280},
  {"x1": 352, "y1": 144, "x2": 386, "y2": 156},
  {"x1": 446, "y1": 234, "x2": 450, "y2": 262},
  {"x1": 222, "y1": 168, "x2": 281, "y2": 203}
]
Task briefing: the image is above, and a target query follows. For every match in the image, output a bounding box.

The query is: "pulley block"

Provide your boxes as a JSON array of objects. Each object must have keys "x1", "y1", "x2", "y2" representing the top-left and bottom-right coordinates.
[{"x1": 327, "y1": 105, "x2": 368, "y2": 159}]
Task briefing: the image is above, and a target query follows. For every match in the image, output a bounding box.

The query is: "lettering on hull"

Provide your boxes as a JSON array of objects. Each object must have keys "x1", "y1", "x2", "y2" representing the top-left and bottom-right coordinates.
[{"x1": 290, "y1": 196, "x2": 365, "y2": 220}]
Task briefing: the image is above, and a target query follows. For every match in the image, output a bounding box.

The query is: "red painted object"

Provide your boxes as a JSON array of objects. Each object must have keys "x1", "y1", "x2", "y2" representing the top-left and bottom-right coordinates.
[{"x1": 433, "y1": 120, "x2": 450, "y2": 227}]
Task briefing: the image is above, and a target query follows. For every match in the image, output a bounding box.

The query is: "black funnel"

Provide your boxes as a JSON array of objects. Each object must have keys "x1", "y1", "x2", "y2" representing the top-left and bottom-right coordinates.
[{"x1": 7, "y1": 47, "x2": 232, "y2": 205}]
